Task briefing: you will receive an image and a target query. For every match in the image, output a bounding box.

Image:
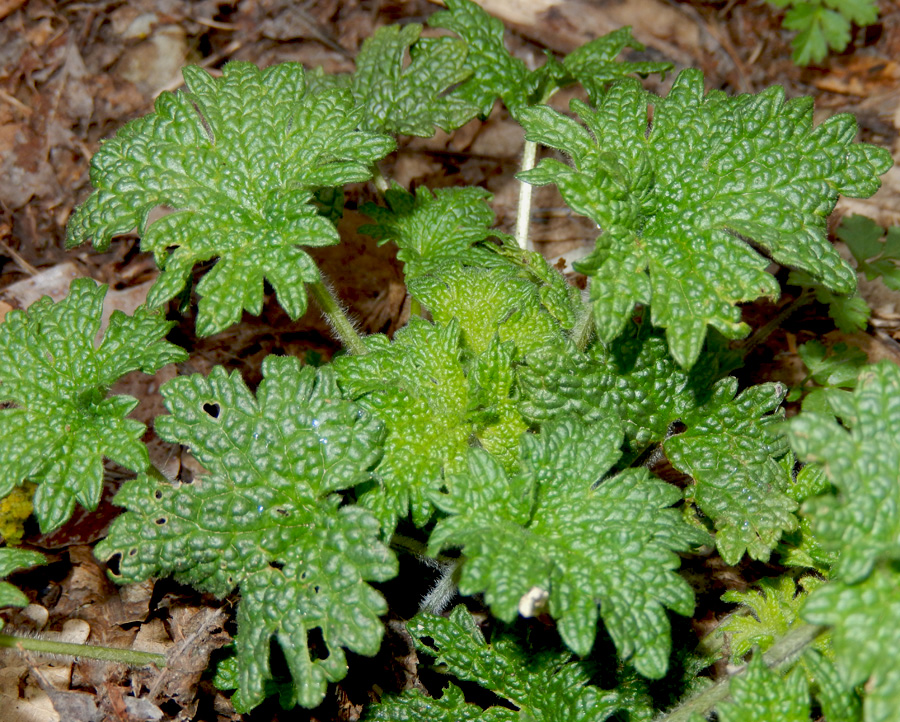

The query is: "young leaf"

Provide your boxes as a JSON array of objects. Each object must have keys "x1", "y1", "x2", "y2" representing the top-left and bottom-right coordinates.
[
  {"x1": 95, "y1": 358, "x2": 396, "y2": 710},
  {"x1": 359, "y1": 185, "x2": 503, "y2": 279},
  {"x1": 666, "y1": 379, "x2": 794, "y2": 565},
  {"x1": 427, "y1": 0, "x2": 528, "y2": 115},
  {"x1": 803, "y1": 565, "x2": 900, "y2": 722},
  {"x1": 368, "y1": 605, "x2": 621, "y2": 721},
  {"x1": 787, "y1": 360, "x2": 900, "y2": 584},
  {"x1": 351, "y1": 23, "x2": 478, "y2": 136},
  {"x1": 518, "y1": 70, "x2": 892, "y2": 367},
  {"x1": 0, "y1": 547, "x2": 45, "y2": 618},
  {"x1": 429, "y1": 419, "x2": 709, "y2": 677},
  {"x1": 66, "y1": 61, "x2": 395, "y2": 336},
  {"x1": 716, "y1": 576, "x2": 825, "y2": 662},
  {"x1": 0, "y1": 278, "x2": 186, "y2": 533},
  {"x1": 717, "y1": 655, "x2": 811, "y2": 722},
  {"x1": 335, "y1": 319, "x2": 524, "y2": 530},
  {"x1": 838, "y1": 214, "x2": 900, "y2": 291},
  {"x1": 787, "y1": 269, "x2": 871, "y2": 334},
  {"x1": 773, "y1": 0, "x2": 879, "y2": 66},
  {"x1": 409, "y1": 262, "x2": 567, "y2": 359}
]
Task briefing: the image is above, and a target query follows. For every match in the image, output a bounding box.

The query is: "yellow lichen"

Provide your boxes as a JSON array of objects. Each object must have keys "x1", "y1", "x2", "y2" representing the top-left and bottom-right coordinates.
[{"x1": 0, "y1": 484, "x2": 35, "y2": 546}]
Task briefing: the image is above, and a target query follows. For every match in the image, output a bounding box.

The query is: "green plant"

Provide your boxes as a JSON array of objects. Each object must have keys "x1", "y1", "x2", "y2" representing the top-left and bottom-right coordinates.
[
  {"x1": 768, "y1": 0, "x2": 880, "y2": 66},
  {"x1": 1, "y1": 0, "x2": 897, "y2": 718}
]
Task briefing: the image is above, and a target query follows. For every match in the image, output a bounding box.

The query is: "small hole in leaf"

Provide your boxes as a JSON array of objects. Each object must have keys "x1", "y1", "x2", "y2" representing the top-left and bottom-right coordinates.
[
  {"x1": 300, "y1": 571, "x2": 308, "y2": 580},
  {"x1": 275, "y1": 508, "x2": 288, "y2": 517},
  {"x1": 155, "y1": 518, "x2": 167, "y2": 525},
  {"x1": 107, "y1": 554, "x2": 122, "y2": 575},
  {"x1": 202, "y1": 402, "x2": 220, "y2": 418},
  {"x1": 313, "y1": 585, "x2": 320, "y2": 594},
  {"x1": 128, "y1": 548, "x2": 137, "y2": 557},
  {"x1": 154, "y1": 490, "x2": 163, "y2": 500},
  {"x1": 271, "y1": 561, "x2": 284, "y2": 571}
]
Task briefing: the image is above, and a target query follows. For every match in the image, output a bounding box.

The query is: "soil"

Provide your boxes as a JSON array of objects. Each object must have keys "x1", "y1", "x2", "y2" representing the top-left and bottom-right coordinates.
[{"x1": 1, "y1": 1, "x2": 900, "y2": 720}]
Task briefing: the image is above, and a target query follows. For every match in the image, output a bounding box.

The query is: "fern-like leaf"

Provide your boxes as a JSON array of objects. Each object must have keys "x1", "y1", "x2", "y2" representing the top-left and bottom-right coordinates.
[
  {"x1": 66, "y1": 61, "x2": 395, "y2": 336},
  {"x1": 0, "y1": 278, "x2": 186, "y2": 532},
  {"x1": 95, "y1": 358, "x2": 396, "y2": 709}
]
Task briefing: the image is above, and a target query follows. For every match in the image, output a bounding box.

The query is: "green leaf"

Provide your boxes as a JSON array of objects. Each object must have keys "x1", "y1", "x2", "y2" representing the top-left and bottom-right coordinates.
[
  {"x1": 716, "y1": 575, "x2": 825, "y2": 661},
  {"x1": 803, "y1": 565, "x2": 900, "y2": 722},
  {"x1": 336, "y1": 319, "x2": 524, "y2": 530},
  {"x1": 717, "y1": 655, "x2": 811, "y2": 722},
  {"x1": 787, "y1": 361, "x2": 900, "y2": 583},
  {"x1": 518, "y1": 69, "x2": 892, "y2": 367},
  {"x1": 0, "y1": 547, "x2": 46, "y2": 616},
  {"x1": 66, "y1": 61, "x2": 395, "y2": 336},
  {"x1": 409, "y1": 262, "x2": 567, "y2": 359},
  {"x1": 427, "y1": 0, "x2": 528, "y2": 116},
  {"x1": 838, "y1": 215, "x2": 900, "y2": 292},
  {"x1": 0, "y1": 278, "x2": 186, "y2": 533},
  {"x1": 430, "y1": 419, "x2": 708, "y2": 677},
  {"x1": 95, "y1": 358, "x2": 396, "y2": 710},
  {"x1": 787, "y1": 270, "x2": 871, "y2": 334},
  {"x1": 797, "y1": 340, "x2": 867, "y2": 390},
  {"x1": 666, "y1": 379, "x2": 794, "y2": 565},
  {"x1": 351, "y1": 23, "x2": 478, "y2": 136},
  {"x1": 783, "y1": 5, "x2": 849, "y2": 65},
  {"x1": 359, "y1": 185, "x2": 502, "y2": 279},
  {"x1": 369, "y1": 605, "x2": 621, "y2": 721}
]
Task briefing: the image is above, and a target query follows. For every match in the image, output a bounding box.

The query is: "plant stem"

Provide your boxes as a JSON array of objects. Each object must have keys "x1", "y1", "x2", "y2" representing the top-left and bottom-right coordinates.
[
  {"x1": 515, "y1": 139, "x2": 538, "y2": 251},
  {"x1": 0, "y1": 633, "x2": 167, "y2": 668},
  {"x1": 308, "y1": 279, "x2": 368, "y2": 356},
  {"x1": 655, "y1": 623, "x2": 826, "y2": 722},
  {"x1": 371, "y1": 164, "x2": 390, "y2": 194},
  {"x1": 737, "y1": 288, "x2": 816, "y2": 359}
]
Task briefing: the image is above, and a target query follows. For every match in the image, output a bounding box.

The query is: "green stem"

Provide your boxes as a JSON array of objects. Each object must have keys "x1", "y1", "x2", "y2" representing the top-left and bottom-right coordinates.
[
  {"x1": 308, "y1": 280, "x2": 368, "y2": 356},
  {"x1": 0, "y1": 633, "x2": 166, "y2": 668},
  {"x1": 515, "y1": 139, "x2": 538, "y2": 251},
  {"x1": 737, "y1": 288, "x2": 816, "y2": 359},
  {"x1": 655, "y1": 623, "x2": 826, "y2": 722}
]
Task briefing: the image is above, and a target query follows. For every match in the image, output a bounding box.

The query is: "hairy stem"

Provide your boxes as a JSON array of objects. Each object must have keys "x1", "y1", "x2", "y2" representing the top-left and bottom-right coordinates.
[
  {"x1": 0, "y1": 633, "x2": 167, "y2": 668},
  {"x1": 308, "y1": 279, "x2": 368, "y2": 356},
  {"x1": 655, "y1": 622, "x2": 826, "y2": 722},
  {"x1": 515, "y1": 139, "x2": 538, "y2": 251}
]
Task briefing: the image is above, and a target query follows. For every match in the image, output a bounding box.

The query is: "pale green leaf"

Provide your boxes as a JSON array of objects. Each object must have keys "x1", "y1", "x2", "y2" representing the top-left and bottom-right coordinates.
[{"x1": 717, "y1": 655, "x2": 811, "y2": 722}]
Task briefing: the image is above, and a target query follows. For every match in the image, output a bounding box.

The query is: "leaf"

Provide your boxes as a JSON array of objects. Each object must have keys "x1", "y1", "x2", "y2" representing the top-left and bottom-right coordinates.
[
  {"x1": 429, "y1": 419, "x2": 708, "y2": 677},
  {"x1": 351, "y1": 23, "x2": 478, "y2": 136},
  {"x1": 787, "y1": 270, "x2": 871, "y2": 334},
  {"x1": 717, "y1": 655, "x2": 811, "y2": 722},
  {"x1": 368, "y1": 605, "x2": 621, "y2": 721},
  {"x1": 427, "y1": 0, "x2": 528, "y2": 116},
  {"x1": 359, "y1": 185, "x2": 503, "y2": 279},
  {"x1": 797, "y1": 340, "x2": 867, "y2": 390},
  {"x1": 666, "y1": 379, "x2": 794, "y2": 565},
  {"x1": 409, "y1": 262, "x2": 567, "y2": 359},
  {"x1": 803, "y1": 565, "x2": 900, "y2": 722},
  {"x1": 787, "y1": 361, "x2": 900, "y2": 583},
  {"x1": 94, "y1": 358, "x2": 396, "y2": 710},
  {"x1": 838, "y1": 215, "x2": 900, "y2": 292},
  {"x1": 518, "y1": 70, "x2": 892, "y2": 367},
  {"x1": 0, "y1": 278, "x2": 186, "y2": 533},
  {"x1": 783, "y1": 4, "x2": 850, "y2": 65},
  {"x1": 66, "y1": 61, "x2": 395, "y2": 336},
  {"x1": 0, "y1": 547, "x2": 46, "y2": 618},
  {"x1": 716, "y1": 575, "x2": 825, "y2": 661}
]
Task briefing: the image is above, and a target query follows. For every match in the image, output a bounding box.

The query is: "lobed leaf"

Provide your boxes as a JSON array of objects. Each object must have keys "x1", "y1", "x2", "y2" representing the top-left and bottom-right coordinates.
[
  {"x1": 335, "y1": 319, "x2": 525, "y2": 530},
  {"x1": 67, "y1": 61, "x2": 395, "y2": 336},
  {"x1": 351, "y1": 23, "x2": 478, "y2": 136},
  {"x1": 95, "y1": 358, "x2": 396, "y2": 710},
  {"x1": 368, "y1": 605, "x2": 621, "y2": 721},
  {"x1": 359, "y1": 185, "x2": 502, "y2": 279},
  {"x1": 430, "y1": 419, "x2": 708, "y2": 677},
  {"x1": 518, "y1": 70, "x2": 892, "y2": 367},
  {"x1": 803, "y1": 565, "x2": 900, "y2": 722},
  {"x1": 666, "y1": 379, "x2": 794, "y2": 565},
  {"x1": 717, "y1": 655, "x2": 811, "y2": 722},
  {"x1": 787, "y1": 361, "x2": 900, "y2": 583},
  {"x1": 0, "y1": 278, "x2": 185, "y2": 532}
]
